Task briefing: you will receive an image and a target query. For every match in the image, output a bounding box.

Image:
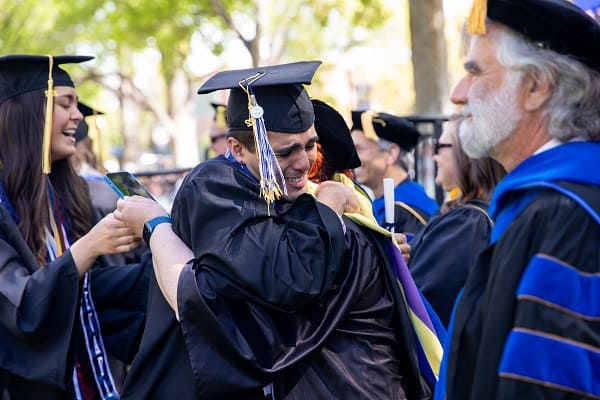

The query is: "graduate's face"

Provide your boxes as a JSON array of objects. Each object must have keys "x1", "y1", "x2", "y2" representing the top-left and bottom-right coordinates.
[
  {"x1": 450, "y1": 24, "x2": 524, "y2": 159},
  {"x1": 243, "y1": 127, "x2": 319, "y2": 201},
  {"x1": 50, "y1": 86, "x2": 83, "y2": 162},
  {"x1": 433, "y1": 122, "x2": 459, "y2": 191},
  {"x1": 351, "y1": 130, "x2": 387, "y2": 189}
]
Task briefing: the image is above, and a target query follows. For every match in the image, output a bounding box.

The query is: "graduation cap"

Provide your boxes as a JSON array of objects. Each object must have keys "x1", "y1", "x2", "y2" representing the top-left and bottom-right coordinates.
[
  {"x1": 74, "y1": 102, "x2": 104, "y2": 143},
  {"x1": 351, "y1": 110, "x2": 421, "y2": 151},
  {"x1": 467, "y1": 0, "x2": 600, "y2": 72},
  {"x1": 311, "y1": 99, "x2": 361, "y2": 170},
  {"x1": 197, "y1": 61, "x2": 322, "y2": 206},
  {"x1": 198, "y1": 61, "x2": 321, "y2": 133},
  {"x1": 210, "y1": 102, "x2": 227, "y2": 129},
  {"x1": 0, "y1": 54, "x2": 93, "y2": 173}
]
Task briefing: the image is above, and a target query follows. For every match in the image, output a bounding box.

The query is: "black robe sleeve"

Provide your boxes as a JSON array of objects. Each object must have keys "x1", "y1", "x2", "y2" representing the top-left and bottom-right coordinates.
[
  {"x1": 91, "y1": 252, "x2": 152, "y2": 363},
  {"x1": 393, "y1": 202, "x2": 430, "y2": 237},
  {"x1": 408, "y1": 202, "x2": 492, "y2": 326},
  {"x1": 171, "y1": 158, "x2": 346, "y2": 310},
  {"x1": 0, "y1": 205, "x2": 79, "y2": 389}
]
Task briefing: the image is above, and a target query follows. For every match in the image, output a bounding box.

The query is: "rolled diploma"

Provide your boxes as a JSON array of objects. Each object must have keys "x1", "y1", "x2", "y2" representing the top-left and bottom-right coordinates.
[{"x1": 383, "y1": 178, "x2": 395, "y2": 233}]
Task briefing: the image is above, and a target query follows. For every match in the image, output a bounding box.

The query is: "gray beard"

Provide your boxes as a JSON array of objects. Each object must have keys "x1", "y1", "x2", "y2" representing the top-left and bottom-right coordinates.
[{"x1": 459, "y1": 74, "x2": 522, "y2": 159}]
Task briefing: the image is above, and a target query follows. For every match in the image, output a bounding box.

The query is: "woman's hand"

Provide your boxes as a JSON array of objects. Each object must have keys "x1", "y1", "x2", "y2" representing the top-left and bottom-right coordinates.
[
  {"x1": 114, "y1": 196, "x2": 169, "y2": 237},
  {"x1": 314, "y1": 181, "x2": 360, "y2": 215},
  {"x1": 70, "y1": 213, "x2": 141, "y2": 277}
]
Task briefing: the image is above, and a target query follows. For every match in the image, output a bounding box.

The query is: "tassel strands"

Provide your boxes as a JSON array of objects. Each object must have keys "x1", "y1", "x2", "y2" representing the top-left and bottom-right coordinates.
[
  {"x1": 42, "y1": 55, "x2": 57, "y2": 174},
  {"x1": 239, "y1": 73, "x2": 287, "y2": 209},
  {"x1": 467, "y1": 0, "x2": 487, "y2": 35}
]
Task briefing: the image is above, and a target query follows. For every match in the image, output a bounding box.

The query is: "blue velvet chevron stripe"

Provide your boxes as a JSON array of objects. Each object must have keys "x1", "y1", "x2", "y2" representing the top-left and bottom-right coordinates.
[
  {"x1": 499, "y1": 329, "x2": 600, "y2": 398},
  {"x1": 489, "y1": 141, "x2": 600, "y2": 244},
  {"x1": 498, "y1": 254, "x2": 600, "y2": 398},
  {"x1": 517, "y1": 254, "x2": 600, "y2": 318}
]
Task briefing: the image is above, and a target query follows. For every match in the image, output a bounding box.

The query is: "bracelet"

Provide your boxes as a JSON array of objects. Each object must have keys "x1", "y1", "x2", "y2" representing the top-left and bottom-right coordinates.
[{"x1": 142, "y1": 215, "x2": 171, "y2": 247}]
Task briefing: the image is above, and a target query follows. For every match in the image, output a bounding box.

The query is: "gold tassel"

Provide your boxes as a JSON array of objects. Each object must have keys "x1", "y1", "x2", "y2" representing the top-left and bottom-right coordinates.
[
  {"x1": 449, "y1": 187, "x2": 462, "y2": 200},
  {"x1": 42, "y1": 55, "x2": 57, "y2": 174},
  {"x1": 215, "y1": 105, "x2": 227, "y2": 128},
  {"x1": 467, "y1": 0, "x2": 487, "y2": 35},
  {"x1": 360, "y1": 110, "x2": 380, "y2": 142}
]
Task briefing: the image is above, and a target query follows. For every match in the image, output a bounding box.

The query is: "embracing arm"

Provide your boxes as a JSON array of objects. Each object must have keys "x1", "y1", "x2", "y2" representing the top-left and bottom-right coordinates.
[{"x1": 115, "y1": 196, "x2": 193, "y2": 319}]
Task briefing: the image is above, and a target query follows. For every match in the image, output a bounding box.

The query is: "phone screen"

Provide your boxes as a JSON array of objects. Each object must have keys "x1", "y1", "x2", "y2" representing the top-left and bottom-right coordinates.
[{"x1": 104, "y1": 172, "x2": 155, "y2": 200}]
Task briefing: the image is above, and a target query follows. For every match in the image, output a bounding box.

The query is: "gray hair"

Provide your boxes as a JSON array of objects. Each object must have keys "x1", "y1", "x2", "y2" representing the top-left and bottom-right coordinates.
[
  {"x1": 496, "y1": 27, "x2": 600, "y2": 141},
  {"x1": 376, "y1": 138, "x2": 415, "y2": 177}
]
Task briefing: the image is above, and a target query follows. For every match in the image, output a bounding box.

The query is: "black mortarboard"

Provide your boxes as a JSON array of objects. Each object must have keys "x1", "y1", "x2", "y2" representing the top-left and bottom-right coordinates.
[
  {"x1": 210, "y1": 102, "x2": 227, "y2": 129},
  {"x1": 197, "y1": 61, "x2": 321, "y2": 133},
  {"x1": 351, "y1": 110, "x2": 421, "y2": 151},
  {"x1": 75, "y1": 102, "x2": 104, "y2": 143},
  {"x1": 0, "y1": 55, "x2": 93, "y2": 104},
  {"x1": 197, "y1": 61, "x2": 322, "y2": 206},
  {"x1": 0, "y1": 54, "x2": 93, "y2": 173},
  {"x1": 312, "y1": 99, "x2": 360, "y2": 170},
  {"x1": 467, "y1": 0, "x2": 600, "y2": 72}
]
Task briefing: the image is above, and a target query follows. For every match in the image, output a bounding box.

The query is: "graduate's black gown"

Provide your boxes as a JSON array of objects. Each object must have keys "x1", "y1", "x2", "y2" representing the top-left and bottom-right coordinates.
[
  {"x1": 408, "y1": 200, "x2": 492, "y2": 326},
  {"x1": 444, "y1": 183, "x2": 600, "y2": 399},
  {"x1": 121, "y1": 157, "x2": 430, "y2": 400},
  {"x1": 0, "y1": 205, "x2": 150, "y2": 399}
]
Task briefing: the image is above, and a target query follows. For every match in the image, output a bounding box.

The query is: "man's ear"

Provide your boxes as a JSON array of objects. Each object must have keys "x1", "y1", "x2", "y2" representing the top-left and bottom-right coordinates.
[
  {"x1": 523, "y1": 70, "x2": 552, "y2": 112},
  {"x1": 227, "y1": 137, "x2": 245, "y2": 163},
  {"x1": 386, "y1": 144, "x2": 400, "y2": 166}
]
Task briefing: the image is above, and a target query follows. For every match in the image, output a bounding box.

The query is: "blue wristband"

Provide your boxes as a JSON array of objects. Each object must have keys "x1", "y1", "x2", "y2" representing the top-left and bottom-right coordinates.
[{"x1": 143, "y1": 215, "x2": 171, "y2": 247}]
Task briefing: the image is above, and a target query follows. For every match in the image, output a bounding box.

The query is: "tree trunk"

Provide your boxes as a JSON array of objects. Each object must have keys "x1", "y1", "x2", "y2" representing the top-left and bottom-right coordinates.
[{"x1": 408, "y1": 0, "x2": 449, "y2": 115}]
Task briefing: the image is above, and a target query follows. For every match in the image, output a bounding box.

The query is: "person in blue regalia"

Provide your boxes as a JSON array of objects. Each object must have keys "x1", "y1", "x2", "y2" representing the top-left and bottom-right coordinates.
[
  {"x1": 350, "y1": 110, "x2": 439, "y2": 238},
  {"x1": 436, "y1": 1, "x2": 600, "y2": 399}
]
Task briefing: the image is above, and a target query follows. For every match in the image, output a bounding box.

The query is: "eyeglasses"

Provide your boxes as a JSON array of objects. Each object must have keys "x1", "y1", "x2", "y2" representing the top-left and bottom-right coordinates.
[
  {"x1": 434, "y1": 142, "x2": 452, "y2": 155},
  {"x1": 210, "y1": 133, "x2": 227, "y2": 144}
]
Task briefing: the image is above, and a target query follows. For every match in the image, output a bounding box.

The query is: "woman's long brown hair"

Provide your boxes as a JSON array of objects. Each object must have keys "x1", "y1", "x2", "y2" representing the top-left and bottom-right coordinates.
[
  {"x1": 0, "y1": 90, "x2": 92, "y2": 265},
  {"x1": 442, "y1": 117, "x2": 506, "y2": 213}
]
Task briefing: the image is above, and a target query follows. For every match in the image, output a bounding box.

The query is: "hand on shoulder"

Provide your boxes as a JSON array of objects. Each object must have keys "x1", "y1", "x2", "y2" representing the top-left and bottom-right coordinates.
[{"x1": 315, "y1": 181, "x2": 360, "y2": 215}]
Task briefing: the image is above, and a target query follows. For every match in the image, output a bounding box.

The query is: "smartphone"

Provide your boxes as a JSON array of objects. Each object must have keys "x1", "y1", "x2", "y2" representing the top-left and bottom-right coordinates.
[{"x1": 104, "y1": 171, "x2": 155, "y2": 200}]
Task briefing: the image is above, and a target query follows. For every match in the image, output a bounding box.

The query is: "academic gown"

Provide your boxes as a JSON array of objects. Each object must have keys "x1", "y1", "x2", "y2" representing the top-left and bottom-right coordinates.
[
  {"x1": 121, "y1": 157, "x2": 430, "y2": 400},
  {"x1": 408, "y1": 200, "x2": 492, "y2": 326},
  {"x1": 0, "y1": 204, "x2": 151, "y2": 399},
  {"x1": 372, "y1": 180, "x2": 439, "y2": 237},
  {"x1": 443, "y1": 183, "x2": 600, "y2": 399}
]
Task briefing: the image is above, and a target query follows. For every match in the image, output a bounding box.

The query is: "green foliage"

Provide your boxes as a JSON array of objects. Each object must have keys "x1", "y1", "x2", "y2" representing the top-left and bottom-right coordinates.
[{"x1": 0, "y1": 0, "x2": 405, "y2": 164}]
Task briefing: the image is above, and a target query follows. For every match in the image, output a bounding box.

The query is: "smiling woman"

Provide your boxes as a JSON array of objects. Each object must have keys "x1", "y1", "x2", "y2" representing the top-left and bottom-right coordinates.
[
  {"x1": 0, "y1": 54, "x2": 150, "y2": 399},
  {"x1": 50, "y1": 87, "x2": 83, "y2": 162}
]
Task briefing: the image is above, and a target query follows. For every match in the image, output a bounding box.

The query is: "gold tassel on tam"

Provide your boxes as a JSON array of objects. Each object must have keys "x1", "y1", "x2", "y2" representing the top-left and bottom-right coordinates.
[
  {"x1": 360, "y1": 110, "x2": 381, "y2": 142},
  {"x1": 239, "y1": 72, "x2": 286, "y2": 209},
  {"x1": 467, "y1": 0, "x2": 487, "y2": 35},
  {"x1": 215, "y1": 104, "x2": 227, "y2": 129},
  {"x1": 42, "y1": 56, "x2": 57, "y2": 174}
]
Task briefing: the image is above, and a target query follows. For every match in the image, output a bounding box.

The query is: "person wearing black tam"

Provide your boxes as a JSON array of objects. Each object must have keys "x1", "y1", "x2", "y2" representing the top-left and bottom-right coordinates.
[
  {"x1": 207, "y1": 102, "x2": 228, "y2": 156},
  {"x1": 115, "y1": 62, "x2": 440, "y2": 399},
  {"x1": 73, "y1": 102, "x2": 147, "y2": 270},
  {"x1": 309, "y1": 98, "x2": 414, "y2": 268},
  {"x1": 73, "y1": 102, "x2": 104, "y2": 172},
  {"x1": 0, "y1": 55, "x2": 150, "y2": 399},
  {"x1": 436, "y1": 1, "x2": 600, "y2": 400},
  {"x1": 351, "y1": 110, "x2": 439, "y2": 238}
]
